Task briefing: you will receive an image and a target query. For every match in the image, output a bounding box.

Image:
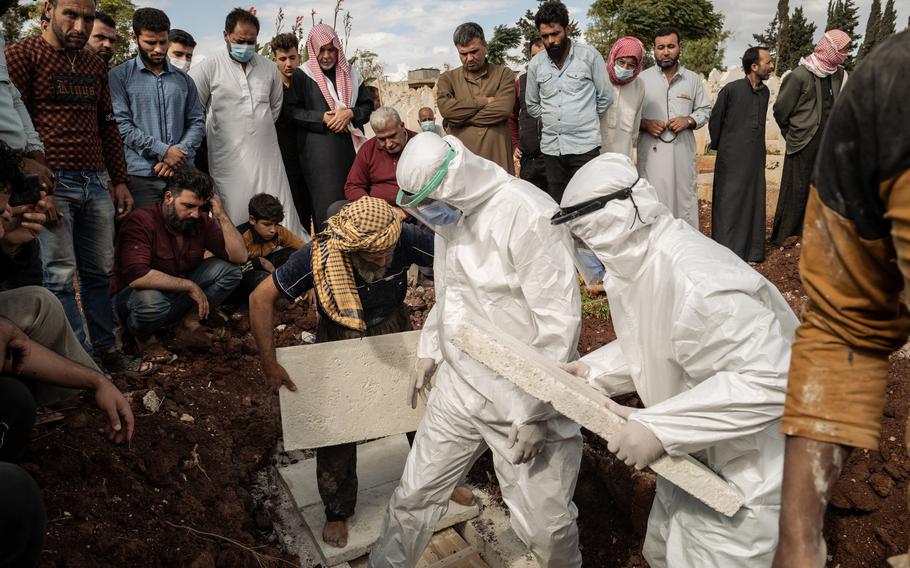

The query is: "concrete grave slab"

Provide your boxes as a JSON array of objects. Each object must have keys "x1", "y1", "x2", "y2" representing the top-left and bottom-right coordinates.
[
  {"x1": 277, "y1": 331, "x2": 425, "y2": 451},
  {"x1": 279, "y1": 435, "x2": 479, "y2": 566},
  {"x1": 461, "y1": 487, "x2": 537, "y2": 568},
  {"x1": 451, "y1": 317, "x2": 745, "y2": 518}
]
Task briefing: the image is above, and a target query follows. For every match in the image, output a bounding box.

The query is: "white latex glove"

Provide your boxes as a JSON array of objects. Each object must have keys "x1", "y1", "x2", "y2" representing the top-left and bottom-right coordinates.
[
  {"x1": 605, "y1": 399, "x2": 665, "y2": 470},
  {"x1": 559, "y1": 360, "x2": 590, "y2": 380},
  {"x1": 408, "y1": 358, "x2": 437, "y2": 409},
  {"x1": 507, "y1": 421, "x2": 547, "y2": 465}
]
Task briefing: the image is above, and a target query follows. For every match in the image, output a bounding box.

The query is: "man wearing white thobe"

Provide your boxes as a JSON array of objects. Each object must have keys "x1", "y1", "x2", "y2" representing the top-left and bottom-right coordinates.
[
  {"x1": 637, "y1": 27, "x2": 711, "y2": 228},
  {"x1": 189, "y1": 7, "x2": 303, "y2": 235}
]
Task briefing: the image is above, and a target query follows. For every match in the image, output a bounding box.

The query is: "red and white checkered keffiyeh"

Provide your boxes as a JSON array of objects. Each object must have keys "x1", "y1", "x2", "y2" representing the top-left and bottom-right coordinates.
[
  {"x1": 800, "y1": 30, "x2": 851, "y2": 78},
  {"x1": 306, "y1": 24, "x2": 352, "y2": 110},
  {"x1": 607, "y1": 36, "x2": 645, "y2": 85}
]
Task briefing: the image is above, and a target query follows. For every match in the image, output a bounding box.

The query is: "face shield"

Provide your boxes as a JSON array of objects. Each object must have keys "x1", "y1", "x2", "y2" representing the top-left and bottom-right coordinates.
[{"x1": 397, "y1": 145, "x2": 462, "y2": 230}]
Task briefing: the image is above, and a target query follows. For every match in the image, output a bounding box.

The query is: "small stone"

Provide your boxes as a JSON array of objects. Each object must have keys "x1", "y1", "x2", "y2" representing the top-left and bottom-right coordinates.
[
  {"x1": 301, "y1": 331, "x2": 316, "y2": 344},
  {"x1": 275, "y1": 324, "x2": 287, "y2": 332},
  {"x1": 142, "y1": 390, "x2": 163, "y2": 413},
  {"x1": 884, "y1": 460, "x2": 905, "y2": 481},
  {"x1": 179, "y1": 413, "x2": 195, "y2": 423}
]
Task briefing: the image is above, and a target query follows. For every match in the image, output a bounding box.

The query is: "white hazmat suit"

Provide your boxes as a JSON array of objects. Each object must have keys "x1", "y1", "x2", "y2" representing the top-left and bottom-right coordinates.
[
  {"x1": 368, "y1": 133, "x2": 583, "y2": 567},
  {"x1": 560, "y1": 154, "x2": 798, "y2": 567}
]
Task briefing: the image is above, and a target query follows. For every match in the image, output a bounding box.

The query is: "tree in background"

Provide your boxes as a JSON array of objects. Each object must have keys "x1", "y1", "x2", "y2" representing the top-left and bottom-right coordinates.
[
  {"x1": 782, "y1": 6, "x2": 817, "y2": 72},
  {"x1": 754, "y1": 4, "x2": 816, "y2": 76},
  {"x1": 586, "y1": 0, "x2": 726, "y2": 76},
  {"x1": 486, "y1": 24, "x2": 523, "y2": 66},
  {"x1": 512, "y1": 1, "x2": 580, "y2": 63},
  {"x1": 857, "y1": 0, "x2": 882, "y2": 62},
  {"x1": 877, "y1": 0, "x2": 897, "y2": 43},
  {"x1": 825, "y1": 0, "x2": 860, "y2": 68},
  {"x1": 773, "y1": 0, "x2": 790, "y2": 74}
]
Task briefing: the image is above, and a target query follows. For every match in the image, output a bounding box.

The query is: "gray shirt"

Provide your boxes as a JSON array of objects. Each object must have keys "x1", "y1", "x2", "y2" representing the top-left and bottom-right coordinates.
[
  {"x1": 526, "y1": 40, "x2": 612, "y2": 156},
  {"x1": 0, "y1": 29, "x2": 43, "y2": 153}
]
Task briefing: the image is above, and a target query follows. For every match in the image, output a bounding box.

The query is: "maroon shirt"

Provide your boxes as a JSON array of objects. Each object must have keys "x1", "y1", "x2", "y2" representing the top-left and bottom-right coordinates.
[
  {"x1": 111, "y1": 204, "x2": 228, "y2": 294},
  {"x1": 5, "y1": 36, "x2": 129, "y2": 184},
  {"x1": 344, "y1": 130, "x2": 416, "y2": 204}
]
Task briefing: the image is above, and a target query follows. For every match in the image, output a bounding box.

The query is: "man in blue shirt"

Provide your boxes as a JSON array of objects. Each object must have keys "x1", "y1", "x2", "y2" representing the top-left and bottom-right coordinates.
[
  {"x1": 526, "y1": 1, "x2": 611, "y2": 203},
  {"x1": 109, "y1": 8, "x2": 205, "y2": 210}
]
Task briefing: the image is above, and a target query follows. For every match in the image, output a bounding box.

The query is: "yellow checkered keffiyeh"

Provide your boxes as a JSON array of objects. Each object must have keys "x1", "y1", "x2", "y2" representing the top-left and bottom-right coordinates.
[{"x1": 312, "y1": 197, "x2": 402, "y2": 331}]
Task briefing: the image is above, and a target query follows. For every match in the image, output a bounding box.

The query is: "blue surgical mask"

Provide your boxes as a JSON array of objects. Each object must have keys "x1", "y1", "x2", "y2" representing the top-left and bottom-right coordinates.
[
  {"x1": 420, "y1": 121, "x2": 437, "y2": 132},
  {"x1": 575, "y1": 245, "x2": 605, "y2": 286},
  {"x1": 613, "y1": 64, "x2": 634, "y2": 81},
  {"x1": 417, "y1": 200, "x2": 461, "y2": 226},
  {"x1": 229, "y1": 43, "x2": 255, "y2": 63}
]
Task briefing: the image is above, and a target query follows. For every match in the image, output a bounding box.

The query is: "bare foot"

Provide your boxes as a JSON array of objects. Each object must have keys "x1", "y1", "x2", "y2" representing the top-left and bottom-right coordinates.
[
  {"x1": 450, "y1": 485, "x2": 475, "y2": 506},
  {"x1": 323, "y1": 520, "x2": 348, "y2": 548}
]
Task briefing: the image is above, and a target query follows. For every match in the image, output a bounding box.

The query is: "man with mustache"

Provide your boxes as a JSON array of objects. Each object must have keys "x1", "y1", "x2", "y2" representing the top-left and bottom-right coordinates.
[
  {"x1": 109, "y1": 8, "x2": 205, "y2": 210},
  {"x1": 5, "y1": 0, "x2": 146, "y2": 376},
  {"x1": 436, "y1": 22, "x2": 515, "y2": 174},
  {"x1": 111, "y1": 166, "x2": 246, "y2": 364},
  {"x1": 85, "y1": 11, "x2": 116, "y2": 66},
  {"x1": 637, "y1": 27, "x2": 711, "y2": 228},
  {"x1": 525, "y1": 0, "x2": 611, "y2": 202}
]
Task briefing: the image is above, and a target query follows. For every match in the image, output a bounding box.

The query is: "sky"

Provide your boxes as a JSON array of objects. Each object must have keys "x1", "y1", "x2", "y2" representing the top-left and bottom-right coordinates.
[{"x1": 145, "y1": 0, "x2": 909, "y2": 78}]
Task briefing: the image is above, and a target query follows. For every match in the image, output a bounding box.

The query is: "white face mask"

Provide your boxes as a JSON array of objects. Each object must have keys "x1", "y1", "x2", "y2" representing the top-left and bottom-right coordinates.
[{"x1": 169, "y1": 57, "x2": 191, "y2": 72}]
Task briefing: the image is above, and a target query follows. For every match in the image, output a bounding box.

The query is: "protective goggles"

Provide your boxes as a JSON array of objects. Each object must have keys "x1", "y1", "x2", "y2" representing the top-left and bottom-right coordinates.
[
  {"x1": 396, "y1": 147, "x2": 457, "y2": 209},
  {"x1": 551, "y1": 178, "x2": 640, "y2": 225}
]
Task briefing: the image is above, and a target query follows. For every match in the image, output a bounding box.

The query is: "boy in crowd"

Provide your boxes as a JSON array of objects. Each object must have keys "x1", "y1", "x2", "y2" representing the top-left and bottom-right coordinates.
[{"x1": 235, "y1": 193, "x2": 307, "y2": 297}]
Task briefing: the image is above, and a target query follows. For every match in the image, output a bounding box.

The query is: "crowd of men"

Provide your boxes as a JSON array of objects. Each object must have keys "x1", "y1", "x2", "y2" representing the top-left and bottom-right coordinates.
[{"x1": 0, "y1": 0, "x2": 907, "y2": 566}]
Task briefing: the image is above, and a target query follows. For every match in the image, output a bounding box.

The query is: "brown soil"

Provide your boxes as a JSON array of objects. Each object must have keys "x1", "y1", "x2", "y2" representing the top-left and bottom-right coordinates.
[{"x1": 22, "y1": 204, "x2": 908, "y2": 566}]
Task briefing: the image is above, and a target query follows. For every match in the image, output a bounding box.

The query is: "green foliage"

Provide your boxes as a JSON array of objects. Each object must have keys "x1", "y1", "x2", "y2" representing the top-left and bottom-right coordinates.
[
  {"x1": 1, "y1": 2, "x2": 31, "y2": 43},
  {"x1": 783, "y1": 7, "x2": 817, "y2": 72},
  {"x1": 825, "y1": 0, "x2": 860, "y2": 68},
  {"x1": 350, "y1": 49, "x2": 382, "y2": 84},
  {"x1": 773, "y1": 0, "x2": 790, "y2": 75},
  {"x1": 680, "y1": 30, "x2": 729, "y2": 76},
  {"x1": 487, "y1": 24, "x2": 523, "y2": 65},
  {"x1": 586, "y1": 0, "x2": 725, "y2": 75},
  {"x1": 877, "y1": 0, "x2": 897, "y2": 42},
  {"x1": 581, "y1": 291, "x2": 611, "y2": 320},
  {"x1": 857, "y1": 0, "x2": 881, "y2": 62}
]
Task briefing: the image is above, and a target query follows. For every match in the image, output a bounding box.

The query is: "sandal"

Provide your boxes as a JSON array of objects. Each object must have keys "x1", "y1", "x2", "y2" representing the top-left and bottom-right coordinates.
[
  {"x1": 99, "y1": 350, "x2": 158, "y2": 378},
  {"x1": 140, "y1": 344, "x2": 179, "y2": 366}
]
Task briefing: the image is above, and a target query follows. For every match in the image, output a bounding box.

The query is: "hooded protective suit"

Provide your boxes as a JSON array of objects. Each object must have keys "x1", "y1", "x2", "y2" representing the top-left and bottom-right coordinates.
[
  {"x1": 369, "y1": 133, "x2": 583, "y2": 567},
  {"x1": 561, "y1": 154, "x2": 797, "y2": 567}
]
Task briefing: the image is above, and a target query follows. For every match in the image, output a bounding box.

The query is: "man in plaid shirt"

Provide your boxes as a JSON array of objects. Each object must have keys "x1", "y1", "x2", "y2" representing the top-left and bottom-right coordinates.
[{"x1": 5, "y1": 0, "x2": 150, "y2": 376}]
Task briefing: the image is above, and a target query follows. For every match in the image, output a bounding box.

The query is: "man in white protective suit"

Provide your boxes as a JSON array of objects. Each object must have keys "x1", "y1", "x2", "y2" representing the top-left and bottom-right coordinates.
[
  {"x1": 368, "y1": 132, "x2": 584, "y2": 567},
  {"x1": 555, "y1": 153, "x2": 798, "y2": 567}
]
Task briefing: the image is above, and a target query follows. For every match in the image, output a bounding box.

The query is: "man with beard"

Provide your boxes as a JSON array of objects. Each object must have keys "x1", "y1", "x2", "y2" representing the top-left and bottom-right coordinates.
[
  {"x1": 190, "y1": 8, "x2": 303, "y2": 234},
  {"x1": 282, "y1": 24, "x2": 373, "y2": 231},
  {"x1": 109, "y1": 8, "x2": 205, "y2": 210},
  {"x1": 436, "y1": 22, "x2": 515, "y2": 173},
  {"x1": 637, "y1": 27, "x2": 711, "y2": 228},
  {"x1": 708, "y1": 47, "x2": 774, "y2": 263},
  {"x1": 526, "y1": 1, "x2": 611, "y2": 202},
  {"x1": 86, "y1": 11, "x2": 116, "y2": 66},
  {"x1": 111, "y1": 166, "x2": 246, "y2": 364},
  {"x1": 249, "y1": 196, "x2": 434, "y2": 549},
  {"x1": 5, "y1": 0, "x2": 145, "y2": 376}
]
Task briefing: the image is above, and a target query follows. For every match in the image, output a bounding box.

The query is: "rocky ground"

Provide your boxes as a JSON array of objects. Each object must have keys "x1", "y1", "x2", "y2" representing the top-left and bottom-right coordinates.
[{"x1": 21, "y1": 200, "x2": 908, "y2": 567}]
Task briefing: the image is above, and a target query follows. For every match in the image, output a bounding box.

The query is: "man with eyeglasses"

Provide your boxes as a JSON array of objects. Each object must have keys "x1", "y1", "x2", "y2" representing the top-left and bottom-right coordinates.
[{"x1": 637, "y1": 27, "x2": 711, "y2": 228}]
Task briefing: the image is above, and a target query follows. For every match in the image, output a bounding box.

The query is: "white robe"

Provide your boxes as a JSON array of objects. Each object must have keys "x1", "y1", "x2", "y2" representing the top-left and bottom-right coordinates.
[
  {"x1": 636, "y1": 65, "x2": 711, "y2": 227},
  {"x1": 189, "y1": 49, "x2": 303, "y2": 235},
  {"x1": 599, "y1": 77, "x2": 645, "y2": 159}
]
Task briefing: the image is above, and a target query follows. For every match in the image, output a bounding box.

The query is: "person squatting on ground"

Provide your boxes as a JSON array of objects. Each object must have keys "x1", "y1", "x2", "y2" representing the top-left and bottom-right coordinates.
[
  {"x1": 556, "y1": 153, "x2": 797, "y2": 566},
  {"x1": 369, "y1": 133, "x2": 584, "y2": 567},
  {"x1": 233, "y1": 193, "x2": 307, "y2": 299},
  {"x1": 0, "y1": 286, "x2": 134, "y2": 567},
  {"x1": 249, "y1": 196, "x2": 434, "y2": 549},
  {"x1": 111, "y1": 166, "x2": 246, "y2": 365},
  {"x1": 771, "y1": 30, "x2": 910, "y2": 568}
]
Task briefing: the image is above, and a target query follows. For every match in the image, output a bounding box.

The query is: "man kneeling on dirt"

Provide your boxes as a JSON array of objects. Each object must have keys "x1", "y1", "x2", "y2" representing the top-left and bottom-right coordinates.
[
  {"x1": 111, "y1": 166, "x2": 248, "y2": 365},
  {"x1": 251, "y1": 197, "x2": 471, "y2": 549}
]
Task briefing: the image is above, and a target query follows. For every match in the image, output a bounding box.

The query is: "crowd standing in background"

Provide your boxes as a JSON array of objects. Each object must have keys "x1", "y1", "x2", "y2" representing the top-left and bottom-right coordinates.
[{"x1": 0, "y1": 0, "x2": 901, "y2": 566}]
